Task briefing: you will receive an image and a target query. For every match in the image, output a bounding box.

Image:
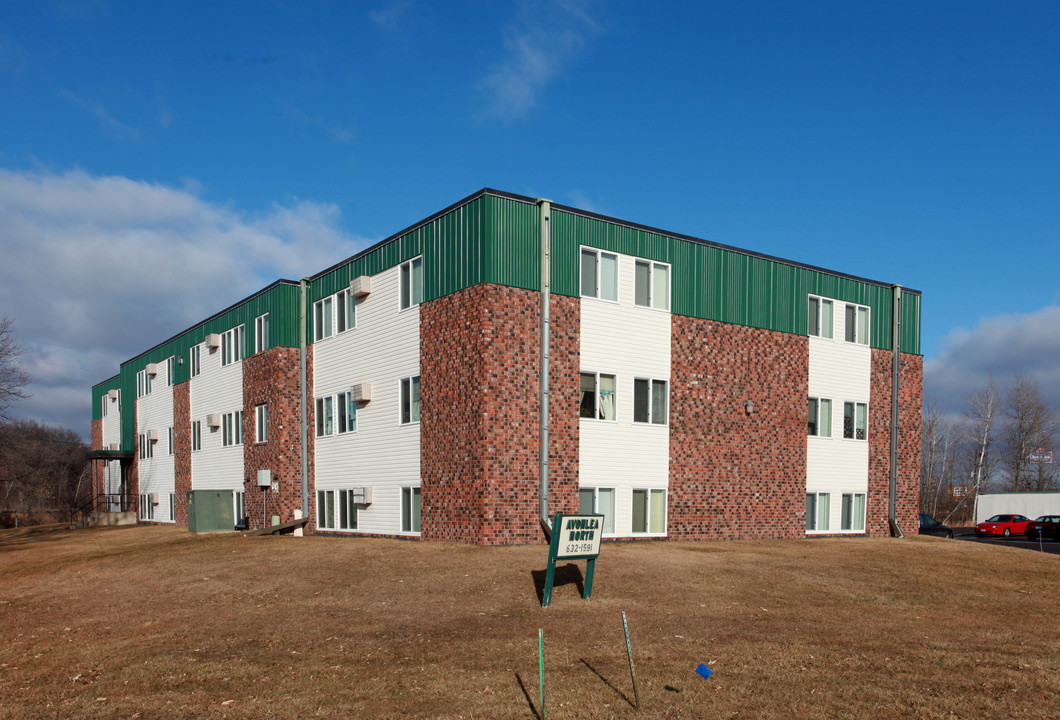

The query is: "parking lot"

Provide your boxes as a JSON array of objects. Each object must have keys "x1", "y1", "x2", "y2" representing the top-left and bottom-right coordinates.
[{"x1": 953, "y1": 527, "x2": 1060, "y2": 556}]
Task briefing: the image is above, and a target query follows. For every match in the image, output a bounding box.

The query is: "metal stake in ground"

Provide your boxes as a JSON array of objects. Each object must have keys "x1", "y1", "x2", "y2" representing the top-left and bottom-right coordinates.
[
  {"x1": 622, "y1": 611, "x2": 640, "y2": 709},
  {"x1": 538, "y1": 628, "x2": 546, "y2": 720}
]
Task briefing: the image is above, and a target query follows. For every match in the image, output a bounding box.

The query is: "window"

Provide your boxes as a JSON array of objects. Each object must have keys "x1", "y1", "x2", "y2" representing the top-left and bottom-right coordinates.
[
  {"x1": 337, "y1": 289, "x2": 356, "y2": 333},
  {"x1": 234, "y1": 492, "x2": 245, "y2": 523},
  {"x1": 634, "y1": 259, "x2": 670, "y2": 310},
  {"x1": 806, "y1": 492, "x2": 831, "y2": 531},
  {"x1": 632, "y1": 489, "x2": 666, "y2": 534},
  {"x1": 191, "y1": 420, "x2": 201, "y2": 451},
  {"x1": 580, "y1": 248, "x2": 618, "y2": 301},
  {"x1": 808, "y1": 296, "x2": 834, "y2": 339},
  {"x1": 168, "y1": 426, "x2": 175, "y2": 455},
  {"x1": 580, "y1": 372, "x2": 616, "y2": 421},
  {"x1": 138, "y1": 433, "x2": 154, "y2": 460},
  {"x1": 255, "y1": 313, "x2": 270, "y2": 353},
  {"x1": 316, "y1": 396, "x2": 334, "y2": 437},
  {"x1": 166, "y1": 356, "x2": 175, "y2": 386},
  {"x1": 102, "y1": 396, "x2": 107, "y2": 417},
  {"x1": 400, "y1": 376, "x2": 420, "y2": 424},
  {"x1": 844, "y1": 303, "x2": 870, "y2": 345},
  {"x1": 317, "y1": 489, "x2": 358, "y2": 531},
  {"x1": 400, "y1": 257, "x2": 424, "y2": 310},
  {"x1": 578, "y1": 487, "x2": 615, "y2": 534},
  {"x1": 843, "y1": 402, "x2": 868, "y2": 440},
  {"x1": 139, "y1": 494, "x2": 154, "y2": 520},
  {"x1": 841, "y1": 493, "x2": 866, "y2": 531},
  {"x1": 314, "y1": 296, "x2": 333, "y2": 341},
  {"x1": 808, "y1": 397, "x2": 832, "y2": 437},
  {"x1": 221, "y1": 325, "x2": 245, "y2": 366},
  {"x1": 402, "y1": 486, "x2": 421, "y2": 533},
  {"x1": 633, "y1": 378, "x2": 668, "y2": 425},
  {"x1": 338, "y1": 392, "x2": 357, "y2": 433},
  {"x1": 136, "y1": 369, "x2": 151, "y2": 398},
  {"x1": 222, "y1": 411, "x2": 243, "y2": 447},
  {"x1": 190, "y1": 345, "x2": 201, "y2": 378},
  {"x1": 255, "y1": 403, "x2": 268, "y2": 443},
  {"x1": 169, "y1": 493, "x2": 175, "y2": 522}
]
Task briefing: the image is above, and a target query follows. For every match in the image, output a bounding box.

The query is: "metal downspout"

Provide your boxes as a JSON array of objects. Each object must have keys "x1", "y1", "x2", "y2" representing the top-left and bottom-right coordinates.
[
  {"x1": 299, "y1": 278, "x2": 309, "y2": 520},
  {"x1": 537, "y1": 199, "x2": 552, "y2": 539},
  {"x1": 889, "y1": 284, "x2": 904, "y2": 538}
]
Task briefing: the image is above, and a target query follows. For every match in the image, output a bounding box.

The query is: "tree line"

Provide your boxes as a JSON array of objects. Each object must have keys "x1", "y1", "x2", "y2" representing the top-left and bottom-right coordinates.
[{"x1": 922, "y1": 375, "x2": 1058, "y2": 525}]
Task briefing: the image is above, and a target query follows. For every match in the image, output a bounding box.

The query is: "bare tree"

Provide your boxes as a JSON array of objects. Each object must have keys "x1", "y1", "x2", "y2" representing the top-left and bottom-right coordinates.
[
  {"x1": 0, "y1": 316, "x2": 30, "y2": 423},
  {"x1": 1000, "y1": 375, "x2": 1057, "y2": 492},
  {"x1": 964, "y1": 378, "x2": 1000, "y2": 501},
  {"x1": 0, "y1": 420, "x2": 88, "y2": 527},
  {"x1": 922, "y1": 400, "x2": 959, "y2": 517}
]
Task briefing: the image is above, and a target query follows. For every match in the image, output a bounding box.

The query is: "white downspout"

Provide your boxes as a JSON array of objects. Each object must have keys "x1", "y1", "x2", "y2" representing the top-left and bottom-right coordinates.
[
  {"x1": 537, "y1": 199, "x2": 552, "y2": 539},
  {"x1": 300, "y1": 278, "x2": 309, "y2": 520}
]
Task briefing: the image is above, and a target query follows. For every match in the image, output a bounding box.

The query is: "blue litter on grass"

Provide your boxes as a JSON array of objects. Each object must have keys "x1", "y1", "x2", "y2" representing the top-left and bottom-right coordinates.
[{"x1": 695, "y1": 663, "x2": 713, "y2": 679}]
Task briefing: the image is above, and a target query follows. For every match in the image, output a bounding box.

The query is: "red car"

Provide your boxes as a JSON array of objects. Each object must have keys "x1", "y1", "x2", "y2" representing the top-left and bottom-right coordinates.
[
  {"x1": 975, "y1": 514, "x2": 1031, "y2": 537},
  {"x1": 1025, "y1": 515, "x2": 1060, "y2": 541}
]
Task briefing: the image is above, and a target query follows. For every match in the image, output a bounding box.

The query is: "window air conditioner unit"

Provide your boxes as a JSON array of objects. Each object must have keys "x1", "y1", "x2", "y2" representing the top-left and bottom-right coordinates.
[
  {"x1": 257, "y1": 469, "x2": 272, "y2": 487},
  {"x1": 353, "y1": 487, "x2": 373, "y2": 505},
  {"x1": 149, "y1": 492, "x2": 160, "y2": 504},
  {"x1": 147, "y1": 428, "x2": 159, "y2": 442},
  {"x1": 146, "y1": 362, "x2": 159, "y2": 375},
  {"x1": 351, "y1": 383, "x2": 372, "y2": 403},
  {"x1": 206, "y1": 333, "x2": 221, "y2": 349},
  {"x1": 350, "y1": 275, "x2": 371, "y2": 298},
  {"x1": 207, "y1": 413, "x2": 222, "y2": 428},
  {"x1": 107, "y1": 389, "x2": 119, "y2": 400},
  {"x1": 108, "y1": 443, "x2": 120, "y2": 451}
]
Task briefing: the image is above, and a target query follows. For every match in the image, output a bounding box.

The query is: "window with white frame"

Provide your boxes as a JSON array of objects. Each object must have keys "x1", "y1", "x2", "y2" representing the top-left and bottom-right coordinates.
[
  {"x1": 317, "y1": 489, "x2": 358, "y2": 531},
  {"x1": 169, "y1": 493, "x2": 175, "y2": 522},
  {"x1": 221, "y1": 325, "x2": 245, "y2": 366},
  {"x1": 190, "y1": 345, "x2": 201, "y2": 378},
  {"x1": 255, "y1": 403, "x2": 268, "y2": 443},
  {"x1": 843, "y1": 402, "x2": 868, "y2": 440},
  {"x1": 808, "y1": 296, "x2": 834, "y2": 339},
  {"x1": 234, "y1": 491, "x2": 245, "y2": 523},
  {"x1": 400, "y1": 376, "x2": 420, "y2": 424},
  {"x1": 255, "y1": 313, "x2": 270, "y2": 353},
  {"x1": 139, "y1": 494, "x2": 155, "y2": 520},
  {"x1": 808, "y1": 397, "x2": 832, "y2": 437},
  {"x1": 634, "y1": 259, "x2": 670, "y2": 310},
  {"x1": 315, "y1": 396, "x2": 334, "y2": 437},
  {"x1": 401, "y1": 486, "x2": 421, "y2": 533},
  {"x1": 806, "y1": 492, "x2": 831, "y2": 531},
  {"x1": 191, "y1": 420, "x2": 202, "y2": 451},
  {"x1": 166, "y1": 356, "x2": 175, "y2": 386},
  {"x1": 400, "y1": 257, "x2": 424, "y2": 310},
  {"x1": 138, "y1": 433, "x2": 154, "y2": 460},
  {"x1": 337, "y1": 288, "x2": 356, "y2": 333},
  {"x1": 222, "y1": 411, "x2": 243, "y2": 447},
  {"x1": 580, "y1": 372, "x2": 616, "y2": 421},
  {"x1": 168, "y1": 426, "x2": 175, "y2": 455},
  {"x1": 136, "y1": 369, "x2": 151, "y2": 398},
  {"x1": 844, "y1": 303, "x2": 870, "y2": 345},
  {"x1": 633, "y1": 378, "x2": 668, "y2": 425},
  {"x1": 578, "y1": 487, "x2": 615, "y2": 534},
  {"x1": 102, "y1": 395, "x2": 108, "y2": 417},
  {"x1": 338, "y1": 392, "x2": 357, "y2": 433},
  {"x1": 632, "y1": 488, "x2": 666, "y2": 534},
  {"x1": 841, "y1": 493, "x2": 866, "y2": 531},
  {"x1": 580, "y1": 247, "x2": 618, "y2": 301},
  {"x1": 314, "y1": 296, "x2": 333, "y2": 341}
]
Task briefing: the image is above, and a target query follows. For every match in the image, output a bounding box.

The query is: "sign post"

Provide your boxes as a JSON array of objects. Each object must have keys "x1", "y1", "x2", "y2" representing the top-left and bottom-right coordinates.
[{"x1": 542, "y1": 513, "x2": 603, "y2": 607}]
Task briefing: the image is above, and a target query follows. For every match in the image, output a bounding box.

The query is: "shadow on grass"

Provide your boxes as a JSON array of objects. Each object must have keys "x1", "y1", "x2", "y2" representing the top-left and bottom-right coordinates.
[
  {"x1": 514, "y1": 672, "x2": 541, "y2": 720},
  {"x1": 530, "y1": 563, "x2": 584, "y2": 604},
  {"x1": 0, "y1": 523, "x2": 78, "y2": 548},
  {"x1": 580, "y1": 658, "x2": 636, "y2": 708}
]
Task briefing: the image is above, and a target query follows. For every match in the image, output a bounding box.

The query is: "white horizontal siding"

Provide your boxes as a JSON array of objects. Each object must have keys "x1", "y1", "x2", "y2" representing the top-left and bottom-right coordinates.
[
  {"x1": 580, "y1": 252, "x2": 671, "y2": 536},
  {"x1": 101, "y1": 392, "x2": 121, "y2": 446},
  {"x1": 189, "y1": 338, "x2": 245, "y2": 492},
  {"x1": 312, "y1": 265, "x2": 420, "y2": 535}
]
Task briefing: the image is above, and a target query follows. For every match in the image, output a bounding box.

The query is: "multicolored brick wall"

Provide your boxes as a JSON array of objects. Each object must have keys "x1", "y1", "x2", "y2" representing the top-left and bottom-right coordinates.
[
  {"x1": 89, "y1": 419, "x2": 104, "y2": 500},
  {"x1": 420, "y1": 284, "x2": 580, "y2": 546},
  {"x1": 668, "y1": 316, "x2": 810, "y2": 539},
  {"x1": 868, "y1": 350, "x2": 922, "y2": 537},
  {"x1": 243, "y1": 345, "x2": 313, "y2": 532},
  {"x1": 173, "y1": 382, "x2": 191, "y2": 525}
]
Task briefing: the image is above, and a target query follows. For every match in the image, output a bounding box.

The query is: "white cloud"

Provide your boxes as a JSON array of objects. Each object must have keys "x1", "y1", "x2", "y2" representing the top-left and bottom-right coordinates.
[
  {"x1": 479, "y1": 0, "x2": 602, "y2": 121},
  {"x1": 924, "y1": 306, "x2": 1060, "y2": 414},
  {"x1": 59, "y1": 89, "x2": 141, "y2": 139},
  {"x1": 0, "y1": 167, "x2": 365, "y2": 437}
]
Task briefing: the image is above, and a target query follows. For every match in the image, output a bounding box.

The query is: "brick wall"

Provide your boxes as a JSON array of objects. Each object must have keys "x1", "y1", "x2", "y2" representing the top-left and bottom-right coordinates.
[
  {"x1": 173, "y1": 382, "x2": 191, "y2": 526},
  {"x1": 421, "y1": 285, "x2": 579, "y2": 546},
  {"x1": 242, "y1": 345, "x2": 313, "y2": 532},
  {"x1": 669, "y1": 317, "x2": 809, "y2": 540},
  {"x1": 89, "y1": 419, "x2": 104, "y2": 500},
  {"x1": 869, "y1": 350, "x2": 923, "y2": 537}
]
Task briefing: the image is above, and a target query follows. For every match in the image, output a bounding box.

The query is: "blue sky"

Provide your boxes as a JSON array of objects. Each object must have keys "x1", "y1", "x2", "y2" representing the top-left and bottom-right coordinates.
[{"x1": 2, "y1": 0, "x2": 1059, "y2": 437}]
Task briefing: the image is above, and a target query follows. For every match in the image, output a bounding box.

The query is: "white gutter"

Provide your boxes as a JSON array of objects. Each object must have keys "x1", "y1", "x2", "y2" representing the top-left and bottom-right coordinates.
[{"x1": 537, "y1": 198, "x2": 552, "y2": 539}]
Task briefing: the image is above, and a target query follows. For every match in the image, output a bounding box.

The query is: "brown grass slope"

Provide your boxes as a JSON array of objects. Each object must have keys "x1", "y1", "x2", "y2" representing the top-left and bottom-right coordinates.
[{"x1": 1, "y1": 525, "x2": 1058, "y2": 719}]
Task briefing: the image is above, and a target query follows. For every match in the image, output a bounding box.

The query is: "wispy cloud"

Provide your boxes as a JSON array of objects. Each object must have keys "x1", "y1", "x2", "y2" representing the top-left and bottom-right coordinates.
[
  {"x1": 0, "y1": 167, "x2": 365, "y2": 435},
  {"x1": 924, "y1": 306, "x2": 1060, "y2": 415},
  {"x1": 370, "y1": 1, "x2": 411, "y2": 34},
  {"x1": 479, "y1": 0, "x2": 603, "y2": 121},
  {"x1": 59, "y1": 89, "x2": 140, "y2": 139}
]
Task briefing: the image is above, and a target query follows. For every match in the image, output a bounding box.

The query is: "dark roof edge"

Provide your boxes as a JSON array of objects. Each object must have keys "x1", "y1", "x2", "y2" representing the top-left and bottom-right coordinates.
[{"x1": 91, "y1": 374, "x2": 121, "y2": 391}]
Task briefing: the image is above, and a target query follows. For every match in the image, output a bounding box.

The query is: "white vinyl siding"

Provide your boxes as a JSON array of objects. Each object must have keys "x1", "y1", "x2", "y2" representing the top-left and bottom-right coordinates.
[
  {"x1": 313, "y1": 263, "x2": 420, "y2": 536},
  {"x1": 136, "y1": 364, "x2": 175, "y2": 522},
  {"x1": 189, "y1": 327, "x2": 245, "y2": 493},
  {"x1": 580, "y1": 251, "x2": 671, "y2": 536}
]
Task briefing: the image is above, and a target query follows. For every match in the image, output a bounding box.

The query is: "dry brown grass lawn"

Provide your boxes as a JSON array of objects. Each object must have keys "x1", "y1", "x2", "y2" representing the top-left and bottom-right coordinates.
[{"x1": 2, "y1": 525, "x2": 1059, "y2": 719}]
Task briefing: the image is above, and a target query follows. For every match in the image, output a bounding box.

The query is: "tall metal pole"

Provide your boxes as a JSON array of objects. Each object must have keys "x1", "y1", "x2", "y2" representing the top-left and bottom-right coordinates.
[{"x1": 538, "y1": 199, "x2": 552, "y2": 539}]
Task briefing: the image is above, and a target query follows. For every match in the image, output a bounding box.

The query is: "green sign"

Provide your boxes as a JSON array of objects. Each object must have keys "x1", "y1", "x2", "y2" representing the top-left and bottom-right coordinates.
[{"x1": 542, "y1": 513, "x2": 603, "y2": 607}]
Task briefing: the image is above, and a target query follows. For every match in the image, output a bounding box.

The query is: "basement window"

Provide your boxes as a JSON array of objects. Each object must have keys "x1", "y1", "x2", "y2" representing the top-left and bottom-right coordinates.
[
  {"x1": 632, "y1": 488, "x2": 666, "y2": 535},
  {"x1": 578, "y1": 487, "x2": 615, "y2": 534},
  {"x1": 317, "y1": 489, "x2": 358, "y2": 531},
  {"x1": 806, "y1": 492, "x2": 831, "y2": 532},
  {"x1": 841, "y1": 493, "x2": 866, "y2": 532},
  {"x1": 401, "y1": 486, "x2": 421, "y2": 533}
]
